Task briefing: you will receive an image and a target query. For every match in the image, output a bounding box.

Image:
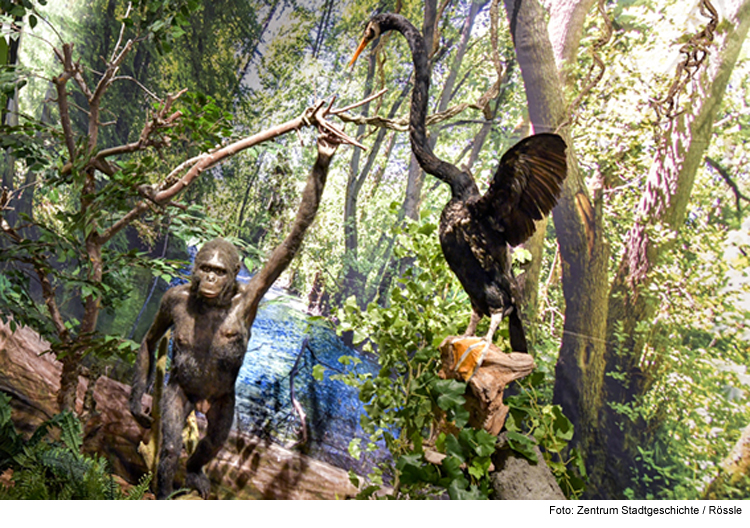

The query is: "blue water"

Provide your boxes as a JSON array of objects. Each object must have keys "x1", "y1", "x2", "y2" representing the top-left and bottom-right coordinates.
[
  {"x1": 234, "y1": 289, "x2": 388, "y2": 475},
  {"x1": 173, "y1": 250, "x2": 389, "y2": 475}
]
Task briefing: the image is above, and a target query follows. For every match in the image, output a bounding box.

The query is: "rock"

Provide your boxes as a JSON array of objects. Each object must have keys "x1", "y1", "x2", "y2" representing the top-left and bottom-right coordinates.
[
  {"x1": 438, "y1": 336, "x2": 535, "y2": 435},
  {"x1": 0, "y1": 320, "x2": 357, "y2": 499},
  {"x1": 490, "y1": 433, "x2": 566, "y2": 500}
]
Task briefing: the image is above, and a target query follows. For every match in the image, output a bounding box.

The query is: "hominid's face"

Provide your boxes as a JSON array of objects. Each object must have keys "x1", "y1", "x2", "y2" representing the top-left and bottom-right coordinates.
[{"x1": 193, "y1": 250, "x2": 234, "y2": 300}]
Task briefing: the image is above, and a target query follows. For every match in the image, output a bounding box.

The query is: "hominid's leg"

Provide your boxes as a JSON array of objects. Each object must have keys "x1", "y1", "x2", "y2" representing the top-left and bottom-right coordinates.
[
  {"x1": 185, "y1": 392, "x2": 235, "y2": 498},
  {"x1": 157, "y1": 381, "x2": 193, "y2": 499}
]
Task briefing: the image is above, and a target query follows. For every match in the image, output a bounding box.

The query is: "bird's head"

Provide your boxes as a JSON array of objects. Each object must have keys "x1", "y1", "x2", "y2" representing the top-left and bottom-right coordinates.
[{"x1": 348, "y1": 15, "x2": 387, "y2": 67}]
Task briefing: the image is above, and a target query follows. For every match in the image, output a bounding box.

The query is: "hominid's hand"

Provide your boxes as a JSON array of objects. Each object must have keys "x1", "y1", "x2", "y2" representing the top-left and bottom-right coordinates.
[
  {"x1": 129, "y1": 394, "x2": 153, "y2": 429},
  {"x1": 317, "y1": 122, "x2": 345, "y2": 158}
]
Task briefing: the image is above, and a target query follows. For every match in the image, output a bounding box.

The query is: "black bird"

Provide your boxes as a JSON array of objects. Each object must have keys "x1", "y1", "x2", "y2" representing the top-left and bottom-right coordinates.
[{"x1": 350, "y1": 14, "x2": 567, "y2": 373}]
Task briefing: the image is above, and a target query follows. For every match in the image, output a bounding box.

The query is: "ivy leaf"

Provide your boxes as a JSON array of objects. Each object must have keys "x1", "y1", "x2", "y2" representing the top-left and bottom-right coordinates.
[
  {"x1": 348, "y1": 438, "x2": 362, "y2": 460},
  {"x1": 506, "y1": 431, "x2": 538, "y2": 464},
  {"x1": 468, "y1": 456, "x2": 492, "y2": 480},
  {"x1": 434, "y1": 379, "x2": 466, "y2": 411},
  {"x1": 551, "y1": 405, "x2": 574, "y2": 441},
  {"x1": 443, "y1": 434, "x2": 465, "y2": 462},
  {"x1": 474, "y1": 429, "x2": 497, "y2": 458}
]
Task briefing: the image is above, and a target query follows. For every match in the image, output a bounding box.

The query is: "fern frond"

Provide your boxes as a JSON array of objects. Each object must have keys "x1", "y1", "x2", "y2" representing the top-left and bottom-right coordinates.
[
  {"x1": 126, "y1": 473, "x2": 153, "y2": 500},
  {"x1": 57, "y1": 412, "x2": 83, "y2": 456}
]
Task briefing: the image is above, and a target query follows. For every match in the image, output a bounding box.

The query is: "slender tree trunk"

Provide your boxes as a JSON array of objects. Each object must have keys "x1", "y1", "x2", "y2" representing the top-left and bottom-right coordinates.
[
  {"x1": 338, "y1": 55, "x2": 410, "y2": 306},
  {"x1": 504, "y1": 0, "x2": 611, "y2": 478}
]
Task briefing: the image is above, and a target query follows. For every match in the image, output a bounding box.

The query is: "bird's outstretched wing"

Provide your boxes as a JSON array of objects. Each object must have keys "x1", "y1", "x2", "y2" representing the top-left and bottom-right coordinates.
[{"x1": 473, "y1": 133, "x2": 567, "y2": 247}]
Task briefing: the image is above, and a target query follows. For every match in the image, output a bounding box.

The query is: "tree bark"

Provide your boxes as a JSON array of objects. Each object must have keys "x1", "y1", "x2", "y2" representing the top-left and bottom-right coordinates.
[
  {"x1": 504, "y1": 0, "x2": 611, "y2": 470},
  {"x1": 338, "y1": 55, "x2": 409, "y2": 306},
  {"x1": 516, "y1": 0, "x2": 597, "y2": 321}
]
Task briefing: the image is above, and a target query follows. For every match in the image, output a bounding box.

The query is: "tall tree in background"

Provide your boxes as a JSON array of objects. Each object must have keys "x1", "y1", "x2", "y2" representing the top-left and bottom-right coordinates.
[
  {"x1": 599, "y1": 0, "x2": 750, "y2": 499},
  {"x1": 506, "y1": 0, "x2": 750, "y2": 497}
]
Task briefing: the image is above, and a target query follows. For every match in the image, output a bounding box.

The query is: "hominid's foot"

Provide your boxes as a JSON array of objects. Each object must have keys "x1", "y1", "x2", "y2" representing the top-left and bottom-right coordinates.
[{"x1": 185, "y1": 470, "x2": 211, "y2": 499}]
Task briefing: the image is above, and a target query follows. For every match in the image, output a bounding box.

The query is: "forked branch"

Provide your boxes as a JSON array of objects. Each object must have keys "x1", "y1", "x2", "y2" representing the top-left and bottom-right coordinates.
[{"x1": 100, "y1": 91, "x2": 385, "y2": 244}]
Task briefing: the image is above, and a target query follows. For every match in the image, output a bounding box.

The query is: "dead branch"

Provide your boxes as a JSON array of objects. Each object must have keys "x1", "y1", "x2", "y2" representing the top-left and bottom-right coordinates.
[
  {"x1": 337, "y1": 28, "x2": 507, "y2": 133},
  {"x1": 99, "y1": 91, "x2": 383, "y2": 244},
  {"x1": 89, "y1": 89, "x2": 187, "y2": 166},
  {"x1": 52, "y1": 44, "x2": 77, "y2": 161},
  {"x1": 111, "y1": 3, "x2": 133, "y2": 64},
  {"x1": 650, "y1": 0, "x2": 718, "y2": 122},
  {"x1": 111, "y1": 75, "x2": 161, "y2": 101}
]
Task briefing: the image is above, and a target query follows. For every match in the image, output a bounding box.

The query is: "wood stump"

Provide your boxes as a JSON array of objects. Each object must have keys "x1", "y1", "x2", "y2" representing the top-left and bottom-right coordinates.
[{"x1": 438, "y1": 336, "x2": 535, "y2": 435}]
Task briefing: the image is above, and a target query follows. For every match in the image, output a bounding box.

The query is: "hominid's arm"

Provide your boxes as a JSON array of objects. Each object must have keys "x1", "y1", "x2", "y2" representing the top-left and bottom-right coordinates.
[
  {"x1": 129, "y1": 292, "x2": 175, "y2": 428},
  {"x1": 242, "y1": 130, "x2": 341, "y2": 324}
]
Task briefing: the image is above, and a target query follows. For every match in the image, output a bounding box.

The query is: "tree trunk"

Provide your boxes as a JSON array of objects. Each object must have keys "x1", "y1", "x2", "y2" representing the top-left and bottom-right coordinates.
[
  {"x1": 338, "y1": 59, "x2": 410, "y2": 306},
  {"x1": 504, "y1": 0, "x2": 611, "y2": 470},
  {"x1": 517, "y1": 0, "x2": 597, "y2": 322},
  {"x1": 703, "y1": 422, "x2": 750, "y2": 499}
]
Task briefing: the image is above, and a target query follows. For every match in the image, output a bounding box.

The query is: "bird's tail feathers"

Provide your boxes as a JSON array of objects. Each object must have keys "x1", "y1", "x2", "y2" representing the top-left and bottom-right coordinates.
[{"x1": 508, "y1": 309, "x2": 528, "y2": 353}]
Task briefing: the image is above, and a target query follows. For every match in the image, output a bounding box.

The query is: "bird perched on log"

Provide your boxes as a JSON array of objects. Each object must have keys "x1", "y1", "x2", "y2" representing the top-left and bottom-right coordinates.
[{"x1": 350, "y1": 13, "x2": 567, "y2": 376}]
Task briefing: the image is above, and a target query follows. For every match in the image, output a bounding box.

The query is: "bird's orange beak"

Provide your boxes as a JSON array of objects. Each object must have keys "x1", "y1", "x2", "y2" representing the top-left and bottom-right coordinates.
[{"x1": 348, "y1": 36, "x2": 369, "y2": 68}]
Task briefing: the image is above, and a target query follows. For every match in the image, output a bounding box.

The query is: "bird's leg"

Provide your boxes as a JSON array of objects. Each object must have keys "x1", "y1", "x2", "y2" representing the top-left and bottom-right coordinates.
[
  {"x1": 469, "y1": 312, "x2": 504, "y2": 380},
  {"x1": 455, "y1": 311, "x2": 505, "y2": 382},
  {"x1": 484, "y1": 311, "x2": 504, "y2": 345},
  {"x1": 454, "y1": 309, "x2": 494, "y2": 381},
  {"x1": 462, "y1": 309, "x2": 482, "y2": 337}
]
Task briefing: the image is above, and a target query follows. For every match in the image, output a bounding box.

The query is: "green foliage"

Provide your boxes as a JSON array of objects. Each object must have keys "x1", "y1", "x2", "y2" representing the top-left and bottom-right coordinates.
[
  {"x1": 505, "y1": 371, "x2": 586, "y2": 499},
  {"x1": 124, "y1": 0, "x2": 200, "y2": 54},
  {"x1": 0, "y1": 1, "x2": 240, "y2": 371},
  {"x1": 0, "y1": 393, "x2": 151, "y2": 499},
  {"x1": 336, "y1": 218, "x2": 501, "y2": 499}
]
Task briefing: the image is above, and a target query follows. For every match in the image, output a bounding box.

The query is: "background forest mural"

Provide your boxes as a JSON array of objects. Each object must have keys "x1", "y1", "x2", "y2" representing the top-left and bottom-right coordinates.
[{"x1": 1, "y1": 0, "x2": 749, "y2": 500}]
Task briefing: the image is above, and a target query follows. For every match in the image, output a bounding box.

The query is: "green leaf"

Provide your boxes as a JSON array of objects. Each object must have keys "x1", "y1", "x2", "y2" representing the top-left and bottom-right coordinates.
[
  {"x1": 312, "y1": 364, "x2": 326, "y2": 382},
  {"x1": 348, "y1": 470, "x2": 360, "y2": 488},
  {"x1": 468, "y1": 456, "x2": 492, "y2": 480},
  {"x1": 434, "y1": 379, "x2": 466, "y2": 411},
  {"x1": 348, "y1": 438, "x2": 362, "y2": 460},
  {"x1": 506, "y1": 431, "x2": 538, "y2": 464},
  {"x1": 551, "y1": 405, "x2": 574, "y2": 441}
]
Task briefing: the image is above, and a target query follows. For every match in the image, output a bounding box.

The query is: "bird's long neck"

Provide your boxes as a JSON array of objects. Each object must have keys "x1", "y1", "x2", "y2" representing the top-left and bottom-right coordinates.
[{"x1": 382, "y1": 14, "x2": 476, "y2": 199}]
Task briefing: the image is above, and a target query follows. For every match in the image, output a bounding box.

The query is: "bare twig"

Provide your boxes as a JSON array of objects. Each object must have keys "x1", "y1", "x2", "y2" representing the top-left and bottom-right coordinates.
[
  {"x1": 111, "y1": 75, "x2": 161, "y2": 101},
  {"x1": 90, "y1": 89, "x2": 187, "y2": 165},
  {"x1": 330, "y1": 88, "x2": 388, "y2": 114},
  {"x1": 111, "y1": 3, "x2": 133, "y2": 64},
  {"x1": 31, "y1": 6, "x2": 66, "y2": 47},
  {"x1": 706, "y1": 156, "x2": 750, "y2": 214}
]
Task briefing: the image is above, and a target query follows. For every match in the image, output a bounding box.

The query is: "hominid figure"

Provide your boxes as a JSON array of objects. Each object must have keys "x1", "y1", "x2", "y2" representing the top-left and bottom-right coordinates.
[{"x1": 129, "y1": 129, "x2": 341, "y2": 499}]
